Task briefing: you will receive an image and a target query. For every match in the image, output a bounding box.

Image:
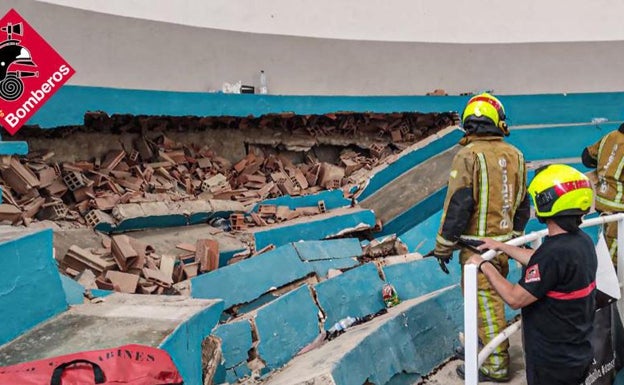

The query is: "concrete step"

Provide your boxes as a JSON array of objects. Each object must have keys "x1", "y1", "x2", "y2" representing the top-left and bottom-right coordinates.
[
  {"x1": 262, "y1": 286, "x2": 464, "y2": 385},
  {"x1": 0, "y1": 293, "x2": 223, "y2": 385}
]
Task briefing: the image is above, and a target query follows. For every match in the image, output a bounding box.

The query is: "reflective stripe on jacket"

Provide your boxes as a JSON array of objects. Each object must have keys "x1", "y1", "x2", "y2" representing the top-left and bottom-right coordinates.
[
  {"x1": 437, "y1": 135, "x2": 529, "y2": 248},
  {"x1": 584, "y1": 130, "x2": 624, "y2": 212}
]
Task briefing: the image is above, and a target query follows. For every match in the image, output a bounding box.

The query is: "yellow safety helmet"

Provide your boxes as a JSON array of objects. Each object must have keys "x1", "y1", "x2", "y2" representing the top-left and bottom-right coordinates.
[
  {"x1": 528, "y1": 164, "x2": 593, "y2": 218},
  {"x1": 461, "y1": 93, "x2": 509, "y2": 136}
]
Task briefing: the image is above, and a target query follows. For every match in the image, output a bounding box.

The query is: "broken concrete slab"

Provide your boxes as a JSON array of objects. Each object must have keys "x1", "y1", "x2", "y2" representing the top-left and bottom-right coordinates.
[
  {"x1": 254, "y1": 284, "x2": 321, "y2": 371},
  {"x1": 314, "y1": 263, "x2": 386, "y2": 329},
  {"x1": 93, "y1": 199, "x2": 245, "y2": 233},
  {"x1": 110, "y1": 201, "x2": 187, "y2": 231},
  {"x1": 263, "y1": 287, "x2": 463, "y2": 385},
  {"x1": 307, "y1": 258, "x2": 360, "y2": 279},
  {"x1": 0, "y1": 294, "x2": 224, "y2": 385},
  {"x1": 212, "y1": 319, "x2": 253, "y2": 371},
  {"x1": 250, "y1": 208, "x2": 376, "y2": 250},
  {"x1": 292, "y1": 238, "x2": 363, "y2": 261},
  {"x1": 253, "y1": 189, "x2": 351, "y2": 213},
  {"x1": 190, "y1": 243, "x2": 314, "y2": 309},
  {"x1": 0, "y1": 227, "x2": 66, "y2": 346},
  {"x1": 212, "y1": 319, "x2": 253, "y2": 384},
  {"x1": 355, "y1": 126, "x2": 462, "y2": 203},
  {"x1": 382, "y1": 258, "x2": 461, "y2": 301},
  {"x1": 58, "y1": 274, "x2": 86, "y2": 305}
]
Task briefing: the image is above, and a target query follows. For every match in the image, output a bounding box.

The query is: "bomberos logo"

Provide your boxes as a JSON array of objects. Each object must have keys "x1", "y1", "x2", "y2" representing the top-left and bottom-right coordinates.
[{"x1": 0, "y1": 8, "x2": 75, "y2": 135}]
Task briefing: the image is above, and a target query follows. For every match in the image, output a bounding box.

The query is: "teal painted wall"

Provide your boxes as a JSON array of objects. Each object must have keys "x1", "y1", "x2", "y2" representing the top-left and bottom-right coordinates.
[
  {"x1": 383, "y1": 258, "x2": 461, "y2": 300},
  {"x1": 159, "y1": 299, "x2": 224, "y2": 385},
  {"x1": 59, "y1": 274, "x2": 85, "y2": 305},
  {"x1": 213, "y1": 319, "x2": 253, "y2": 381},
  {"x1": 253, "y1": 209, "x2": 376, "y2": 250},
  {"x1": 508, "y1": 123, "x2": 620, "y2": 162},
  {"x1": 255, "y1": 285, "x2": 320, "y2": 370},
  {"x1": 331, "y1": 286, "x2": 463, "y2": 385},
  {"x1": 23, "y1": 86, "x2": 624, "y2": 129},
  {"x1": 0, "y1": 229, "x2": 67, "y2": 346},
  {"x1": 252, "y1": 190, "x2": 351, "y2": 213},
  {"x1": 315, "y1": 263, "x2": 387, "y2": 328},
  {"x1": 190, "y1": 243, "x2": 313, "y2": 308}
]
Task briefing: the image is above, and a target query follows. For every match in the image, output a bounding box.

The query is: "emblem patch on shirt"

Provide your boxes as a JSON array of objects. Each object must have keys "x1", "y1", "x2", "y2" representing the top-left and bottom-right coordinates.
[{"x1": 524, "y1": 264, "x2": 541, "y2": 283}]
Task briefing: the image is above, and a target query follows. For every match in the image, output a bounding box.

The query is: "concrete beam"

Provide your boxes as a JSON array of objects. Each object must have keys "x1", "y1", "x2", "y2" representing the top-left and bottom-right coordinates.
[
  {"x1": 0, "y1": 227, "x2": 67, "y2": 346},
  {"x1": 0, "y1": 294, "x2": 223, "y2": 385},
  {"x1": 263, "y1": 287, "x2": 463, "y2": 385},
  {"x1": 190, "y1": 243, "x2": 314, "y2": 308},
  {"x1": 255, "y1": 285, "x2": 321, "y2": 370},
  {"x1": 314, "y1": 263, "x2": 386, "y2": 328},
  {"x1": 251, "y1": 208, "x2": 376, "y2": 250}
]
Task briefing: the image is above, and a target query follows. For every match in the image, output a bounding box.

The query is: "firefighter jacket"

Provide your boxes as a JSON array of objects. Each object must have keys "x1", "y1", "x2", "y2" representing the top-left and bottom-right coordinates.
[
  {"x1": 582, "y1": 129, "x2": 624, "y2": 212},
  {"x1": 435, "y1": 135, "x2": 530, "y2": 255}
]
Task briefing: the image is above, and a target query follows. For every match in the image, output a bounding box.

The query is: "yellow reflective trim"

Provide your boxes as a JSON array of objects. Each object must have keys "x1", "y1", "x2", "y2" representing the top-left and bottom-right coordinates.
[
  {"x1": 450, "y1": 169, "x2": 458, "y2": 179},
  {"x1": 513, "y1": 152, "x2": 525, "y2": 212},
  {"x1": 462, "y1": 233, "x2": 513, "y2": 242},
  {"x1": 436, "y1": 234, "x2": 456, "y2": 246},
  {"x1": 477, "y1": 153, "x2": 488, "y2": 237},
  {"x1": 597, "y1": 135, "x2": 608, "y2": 163},
  {"x1": 478, "y1": 290, "x2": 503, "y2": 372},
  {"x1": 596, "y1": 195, "x2": 624, "y2": 210},
  {"x1": 613, "y1": 154, "x2": 624, "y2": 203}
]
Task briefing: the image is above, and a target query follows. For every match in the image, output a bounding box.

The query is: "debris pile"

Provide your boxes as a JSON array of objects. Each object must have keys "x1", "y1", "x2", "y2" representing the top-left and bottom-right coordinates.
[
  {"x1": 62, "y1": 233, "x2": 220, "y2": 295},
  {"x1": 1, "y1": 111, "x2": 458, "y2": 229}
]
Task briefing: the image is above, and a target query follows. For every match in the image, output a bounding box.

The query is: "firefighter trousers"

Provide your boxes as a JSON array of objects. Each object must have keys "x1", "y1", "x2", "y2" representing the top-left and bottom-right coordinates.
[{"x1": 461, "y1": 248, "x2": 510, "y2": 380}]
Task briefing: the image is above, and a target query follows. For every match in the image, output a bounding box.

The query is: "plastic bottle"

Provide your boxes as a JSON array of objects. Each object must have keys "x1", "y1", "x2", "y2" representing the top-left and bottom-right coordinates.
[
  {"x1": 591, "y1": 117, "x2": 608, "y2": 124},
  {"x1": 329, "y1": 316, "x2": 357, "y2": 333},
  {"x1": 259, "y1": 70, "x2": 268, "y2": 94}
]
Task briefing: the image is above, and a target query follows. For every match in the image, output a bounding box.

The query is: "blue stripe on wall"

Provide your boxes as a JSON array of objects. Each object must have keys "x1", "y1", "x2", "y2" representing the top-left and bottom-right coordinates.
[
  {"x1": 26, "y1": 86, "x2": 624, "y2": 129},
  {"x1": 508, "y1": 123, "x2": 620, "y2": 162}
]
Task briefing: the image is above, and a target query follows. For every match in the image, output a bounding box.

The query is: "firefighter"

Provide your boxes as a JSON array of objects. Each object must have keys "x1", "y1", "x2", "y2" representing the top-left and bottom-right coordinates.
[
  {"x1": 582, "y1": 124, "x2": 624, "y2": 265},
  {"x1": 468, "y1": 164, "x2": 597, "y2": 385},
  {"x1": 432, "y1": 93, "x2": 531, "y2": 382}
]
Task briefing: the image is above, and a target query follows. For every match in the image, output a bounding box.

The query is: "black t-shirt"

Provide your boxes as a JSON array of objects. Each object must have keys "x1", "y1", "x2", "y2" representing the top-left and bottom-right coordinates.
[{"x1": 519, "y1": 231, "x2": 597, "y2": 367}]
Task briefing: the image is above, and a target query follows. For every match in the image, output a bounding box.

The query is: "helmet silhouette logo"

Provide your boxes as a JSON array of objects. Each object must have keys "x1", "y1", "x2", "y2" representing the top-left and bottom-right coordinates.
[
  {"x1": 0, "y1": 21, "x2": 38, "y2": 101},
  {"x1": 0, "y1": 9, "x2": 74, "y2": 135}
]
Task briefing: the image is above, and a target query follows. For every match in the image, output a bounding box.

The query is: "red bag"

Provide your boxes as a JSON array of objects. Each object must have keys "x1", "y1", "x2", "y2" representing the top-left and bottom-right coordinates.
[{"x1": 0, "y1": 344, "x2": 183, "y2": 385}]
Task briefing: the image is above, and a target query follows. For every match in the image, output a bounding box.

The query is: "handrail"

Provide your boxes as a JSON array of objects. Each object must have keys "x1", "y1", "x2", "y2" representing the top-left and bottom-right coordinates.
[{"x1": 464, "y1": 213, "x2": 624, "y2": 385}]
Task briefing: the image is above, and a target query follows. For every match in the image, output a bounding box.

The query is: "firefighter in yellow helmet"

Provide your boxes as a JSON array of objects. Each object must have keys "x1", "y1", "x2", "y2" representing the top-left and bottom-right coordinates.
[
  {"x1": 582, "y1": 124, "x2": 624, "y2": 265},
  {"x1": 431, "y1": 93, "x2": 530, "y2": 382},
  {"x1": 467, "y1": 164, "x2": 596, "y2": 385}
]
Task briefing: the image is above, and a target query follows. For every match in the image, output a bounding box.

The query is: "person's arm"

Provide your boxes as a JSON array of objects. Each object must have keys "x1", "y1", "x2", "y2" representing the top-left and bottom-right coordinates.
[
  {"x1": 434, "y1": 151, "x2": 475, "y2": 258},
  {"x1": 477, "y1": 238, "x2": 534, "y2": 266},
  {"x1": 582, "y1": 139, "x2": 602, "y2": 169},
  {"x1": 478, "y1": 260, "x2": 538, "y2": 309}
]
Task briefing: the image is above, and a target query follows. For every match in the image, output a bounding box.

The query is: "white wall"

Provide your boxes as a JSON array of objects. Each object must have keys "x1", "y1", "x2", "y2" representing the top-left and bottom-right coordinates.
[
  {"x1": 3, "y1": 1, "x2": 624, "y2": 95},
  {"x1": 38, "y1": 0, "x2": 624, "y2": 43}
]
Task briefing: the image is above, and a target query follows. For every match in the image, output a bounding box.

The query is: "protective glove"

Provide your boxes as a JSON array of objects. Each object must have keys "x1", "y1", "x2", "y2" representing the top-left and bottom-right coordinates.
[{"x1": 423, "y1": 249, "x2": 452, "y2": 274}]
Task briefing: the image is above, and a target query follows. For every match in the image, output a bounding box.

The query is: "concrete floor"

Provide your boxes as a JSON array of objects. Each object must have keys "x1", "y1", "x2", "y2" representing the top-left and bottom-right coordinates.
[{"x1": 419, "y1": 331, "x2": 527, "y2": 385}]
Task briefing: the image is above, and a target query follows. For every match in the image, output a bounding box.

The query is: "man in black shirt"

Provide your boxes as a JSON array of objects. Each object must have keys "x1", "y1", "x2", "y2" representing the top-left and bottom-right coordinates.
[{"x1": 467, "y1": 164, "x2": 597, "y2": 385}]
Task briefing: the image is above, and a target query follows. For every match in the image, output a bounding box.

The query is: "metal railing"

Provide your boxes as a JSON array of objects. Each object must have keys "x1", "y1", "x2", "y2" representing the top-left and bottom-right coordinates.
[{"x1": 463, "y1": 213, "x2": 624, "y2": 385}]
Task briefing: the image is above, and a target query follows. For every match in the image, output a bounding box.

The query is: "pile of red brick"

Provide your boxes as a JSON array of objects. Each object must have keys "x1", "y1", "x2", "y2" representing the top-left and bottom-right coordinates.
[
  {"x1": 0, "y1": 110, "x2": 458, "y2": 229},
  {"x1": 0, "y1": 137, "x2": 385, "y2": 228},
  {"x1": 62, "y1": 232, "x2": 219, "y2": 295}
]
